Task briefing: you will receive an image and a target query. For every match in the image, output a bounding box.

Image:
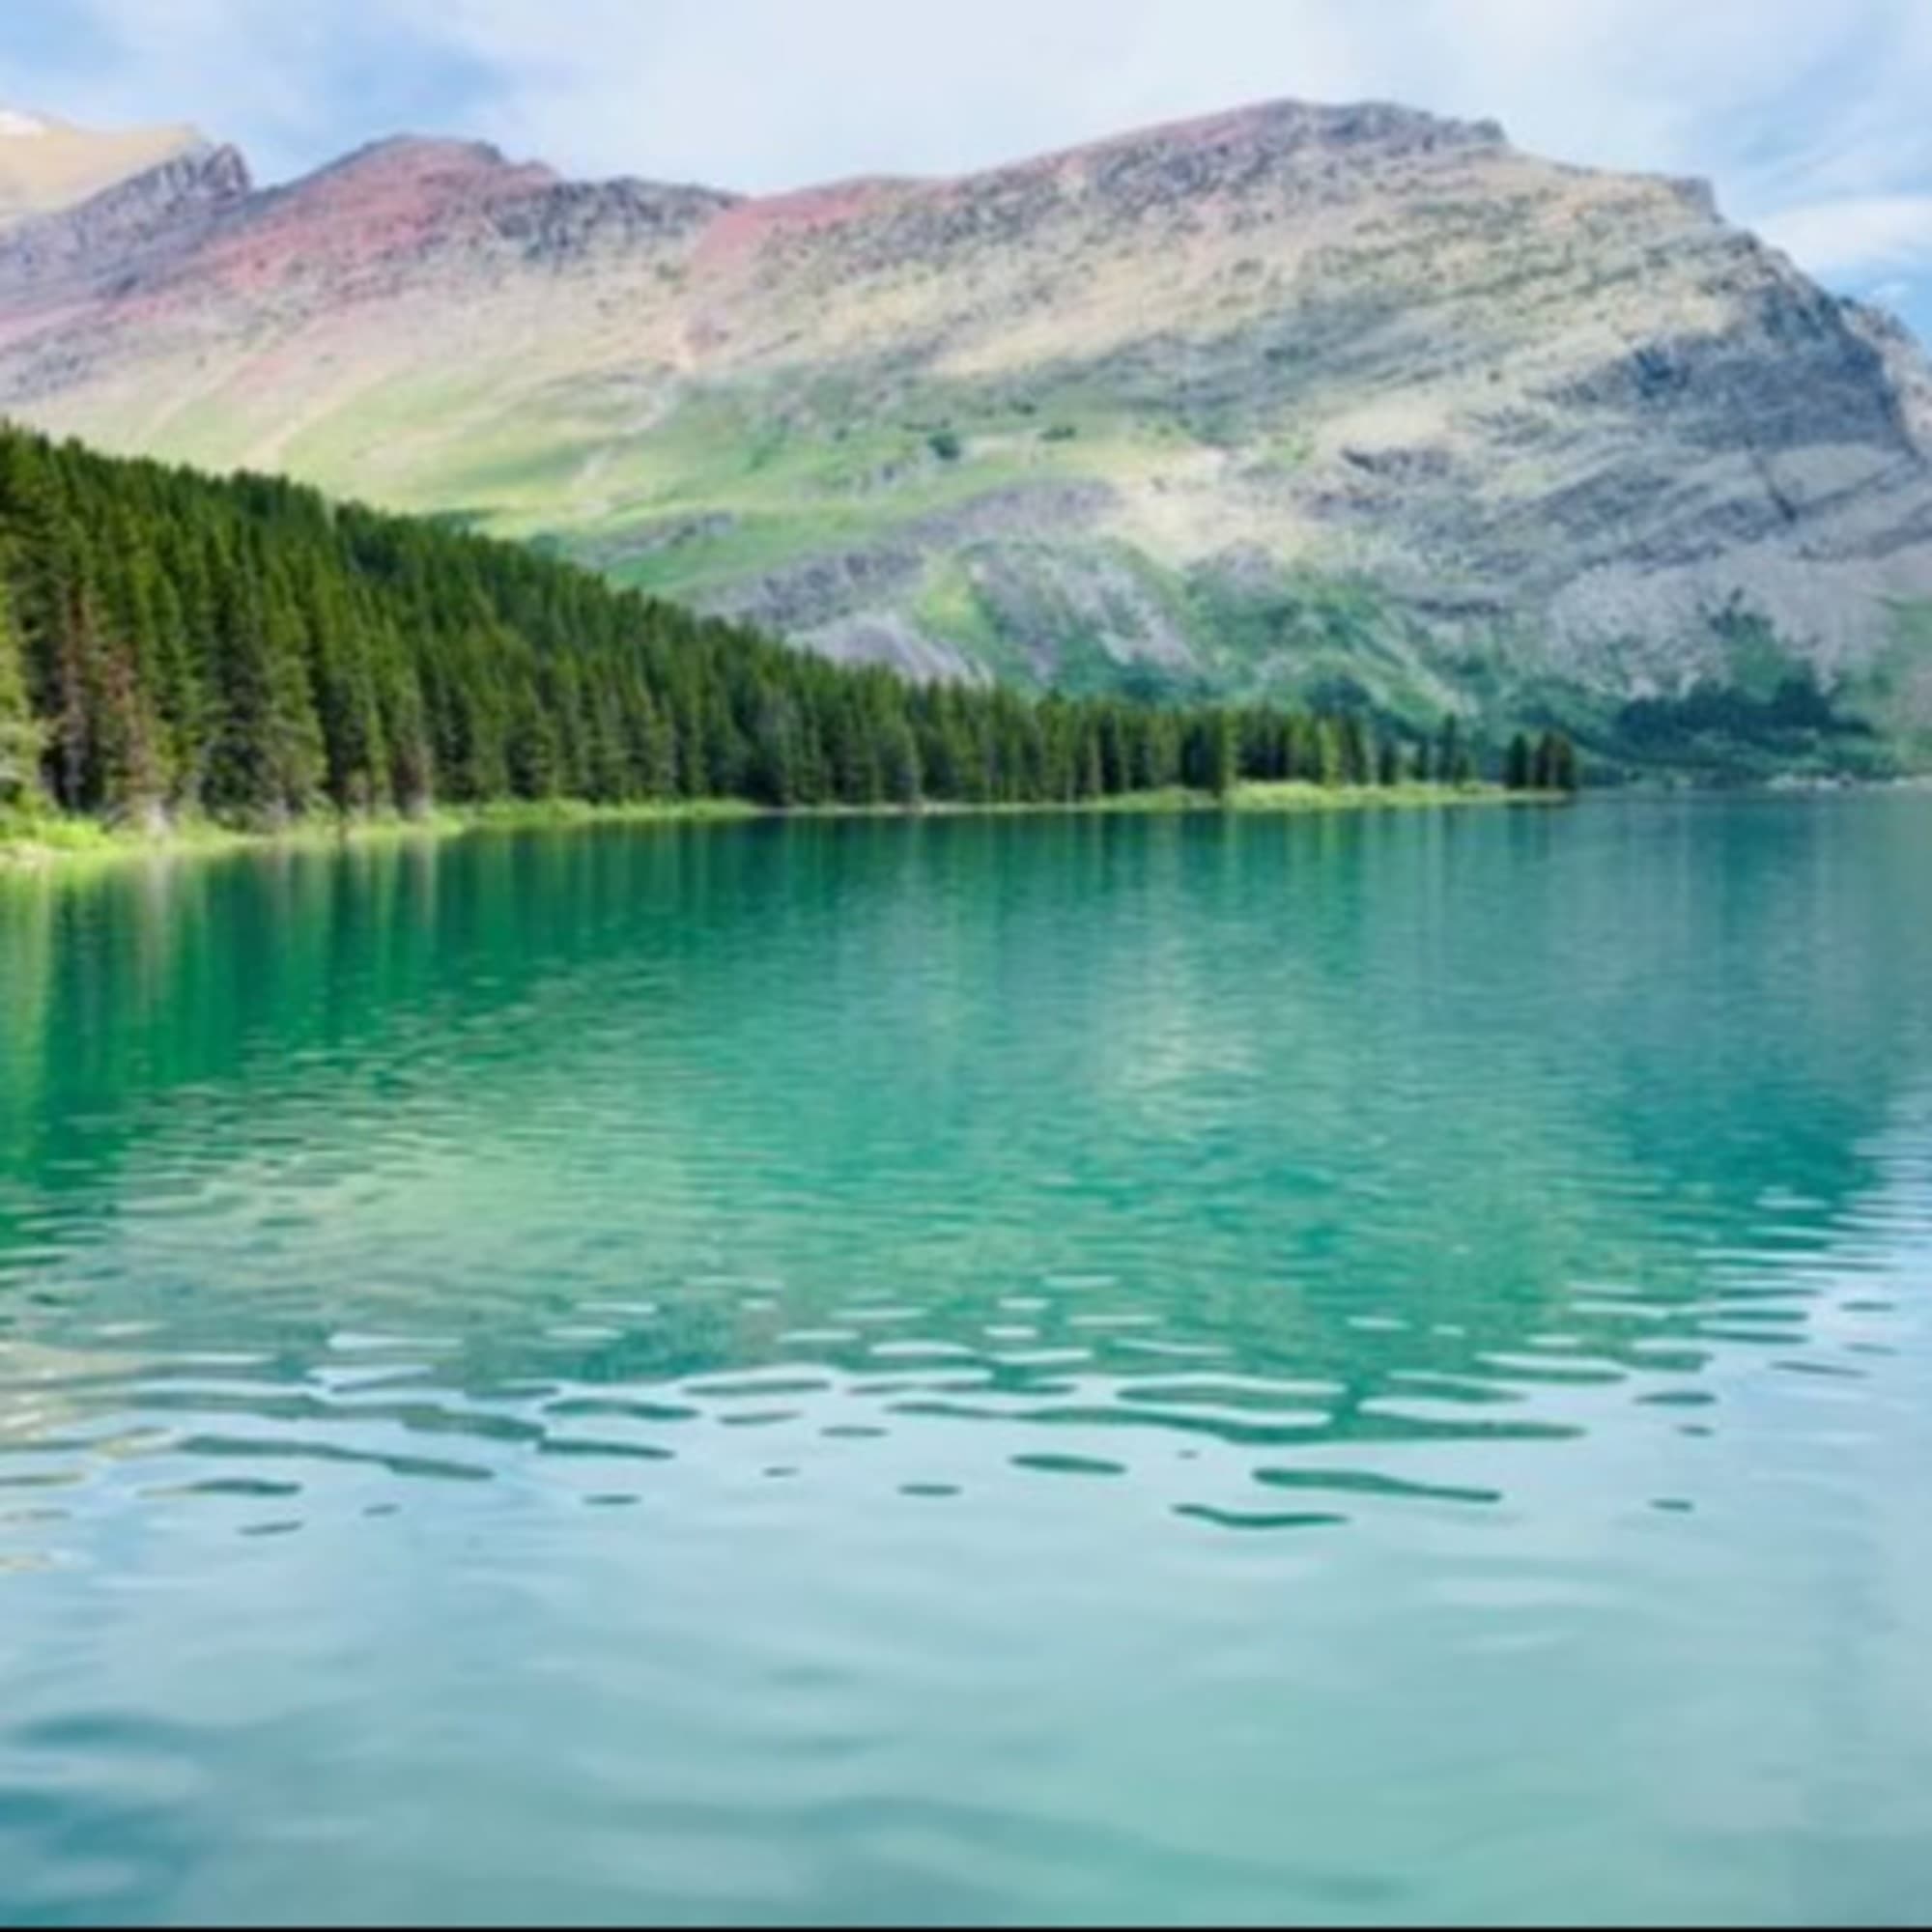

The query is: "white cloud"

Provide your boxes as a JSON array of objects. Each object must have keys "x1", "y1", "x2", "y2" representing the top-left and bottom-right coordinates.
[
  {"x1": 1760, "y1": 196, "x2": 1932, "y2": 278},
  {"x1": 21, "y1": 0, "x2": 1932, "y2": 305}
]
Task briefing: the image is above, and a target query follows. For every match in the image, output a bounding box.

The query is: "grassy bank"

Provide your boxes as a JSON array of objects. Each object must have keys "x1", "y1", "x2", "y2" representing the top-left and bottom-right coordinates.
[{"x1": 0, "y1": 783, "x2": 1558, "y2": 872}]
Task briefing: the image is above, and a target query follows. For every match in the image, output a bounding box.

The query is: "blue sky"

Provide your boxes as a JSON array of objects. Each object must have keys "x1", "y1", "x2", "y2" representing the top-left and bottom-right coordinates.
[{"x1": 5, "y1": 0, "x2": 1931, "y2": 339}]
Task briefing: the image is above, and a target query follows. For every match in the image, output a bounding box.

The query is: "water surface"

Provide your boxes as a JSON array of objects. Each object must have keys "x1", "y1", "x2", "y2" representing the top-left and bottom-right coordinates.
[{"x1": 2, "y1": 800, "x2": 1930, "y2": 1924}]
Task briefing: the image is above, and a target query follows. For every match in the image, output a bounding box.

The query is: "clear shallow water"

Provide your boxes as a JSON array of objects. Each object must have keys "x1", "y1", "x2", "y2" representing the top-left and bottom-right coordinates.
[{"x1": 1, "y1": 799, "x2": 1930, "y2": 1926}]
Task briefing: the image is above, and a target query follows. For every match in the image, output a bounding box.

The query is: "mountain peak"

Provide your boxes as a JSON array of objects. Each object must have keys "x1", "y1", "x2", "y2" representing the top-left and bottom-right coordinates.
[
  {"x1": 316, "y1": 134, "x2": 558, "y2": 189},
  {"x1": 0, "y1": 109, "x2": 207, "y2": 227},
  {"x1": 1034, "y1": 96, "x2": 1509, "y2": 173}
]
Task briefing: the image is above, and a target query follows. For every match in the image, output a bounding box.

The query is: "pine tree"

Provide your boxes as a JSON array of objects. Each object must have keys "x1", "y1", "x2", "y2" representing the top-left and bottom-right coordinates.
[
  {"x1": 749, "y1": 684, "x2": 803, "y2": 808},
  {"x1": 630, "y1": 686, "x2": 676, "y2": 800},
  {"x1": 1548, "y1": 731, "x2": 1581, "y2": 795},
  {"x1": 508, "y1": 672, "x2": 563, "y2": 800},
  {"x1": 1315, "y1": 719, "x2": 1344, "y2": 788},
  {"x1": 1506, "y1": 733, "x2": 1534, "y2": 793},
  {"x1": 879, "y1": 713, "x2": 923, "y2": 807},
  {"x1": 0, "y1": 574, "x2": 41, "y2": 810},
  {"x1": 1339, "y1": 715, "x2": 1371, "y2": 787},
  {"x1": 1182, "y1": 712, "x2": 1236, "y2": 797}
]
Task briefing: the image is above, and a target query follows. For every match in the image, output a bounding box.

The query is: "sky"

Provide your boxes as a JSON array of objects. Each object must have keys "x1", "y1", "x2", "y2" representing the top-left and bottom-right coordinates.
[{"x1": 4, "y1": 0, "x2": 1932, "y2": 338}]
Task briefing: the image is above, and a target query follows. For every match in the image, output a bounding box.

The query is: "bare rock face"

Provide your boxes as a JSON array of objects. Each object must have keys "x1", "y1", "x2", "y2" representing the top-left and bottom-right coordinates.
[{"x1": 3, "y1": 98, "x2": 1931, "y2": 737}]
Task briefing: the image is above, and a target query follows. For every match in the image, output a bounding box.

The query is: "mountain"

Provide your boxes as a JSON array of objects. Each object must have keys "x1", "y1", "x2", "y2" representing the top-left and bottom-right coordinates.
[
  {"x1": 0, "y1": 106, "x2": 206, "y2": 227},
  {"x1": 2, "y1": 99, "x2": 1931, "y2": 770}
]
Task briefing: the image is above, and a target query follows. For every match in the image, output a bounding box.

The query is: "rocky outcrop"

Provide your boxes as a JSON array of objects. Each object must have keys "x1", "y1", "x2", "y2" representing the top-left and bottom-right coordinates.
[{"x1": 1, "y1": 97, "x2": 1930, "y2": 729}]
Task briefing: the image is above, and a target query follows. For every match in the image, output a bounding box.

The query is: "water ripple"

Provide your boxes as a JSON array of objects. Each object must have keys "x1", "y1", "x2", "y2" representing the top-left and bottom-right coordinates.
[{"x1": 2, "y1": 806, "x2": 1931, "y2": 1922}]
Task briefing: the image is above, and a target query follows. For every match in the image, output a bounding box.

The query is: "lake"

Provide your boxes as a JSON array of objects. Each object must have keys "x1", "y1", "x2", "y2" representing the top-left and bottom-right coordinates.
[{"x1": 2, "y1": 799, "x2": 1929, "y2": 1925}]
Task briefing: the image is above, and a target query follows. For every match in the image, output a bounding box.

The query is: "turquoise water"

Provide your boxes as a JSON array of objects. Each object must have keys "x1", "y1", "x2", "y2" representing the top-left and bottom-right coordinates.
[{"x1": 1, "y1": 799, "x2": 1930, "y2": 1925}]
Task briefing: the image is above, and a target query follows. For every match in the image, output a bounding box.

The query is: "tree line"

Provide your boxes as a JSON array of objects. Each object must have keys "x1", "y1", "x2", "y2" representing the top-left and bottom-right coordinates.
[{"x1": 0, "y1": 424, "x2": 1578, "y2": 826}]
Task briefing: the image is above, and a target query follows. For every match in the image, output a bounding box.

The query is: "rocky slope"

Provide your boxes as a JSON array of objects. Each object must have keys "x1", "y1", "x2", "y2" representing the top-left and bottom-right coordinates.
[{"x1": 3, "y1": 99, "x2": 1931, "y2": 758}]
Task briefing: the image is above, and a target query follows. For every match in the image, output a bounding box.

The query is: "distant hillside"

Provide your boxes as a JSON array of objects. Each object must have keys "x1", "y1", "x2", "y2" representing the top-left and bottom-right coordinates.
[{"x1": 1, "y1": 99, "x2": 1929, "y2": 771}]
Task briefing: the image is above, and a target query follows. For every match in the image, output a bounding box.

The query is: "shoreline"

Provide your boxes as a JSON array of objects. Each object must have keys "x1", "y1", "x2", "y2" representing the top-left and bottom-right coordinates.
[{"x1": 0, "y1": 783, "x2": 1565, "y2": 875}]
